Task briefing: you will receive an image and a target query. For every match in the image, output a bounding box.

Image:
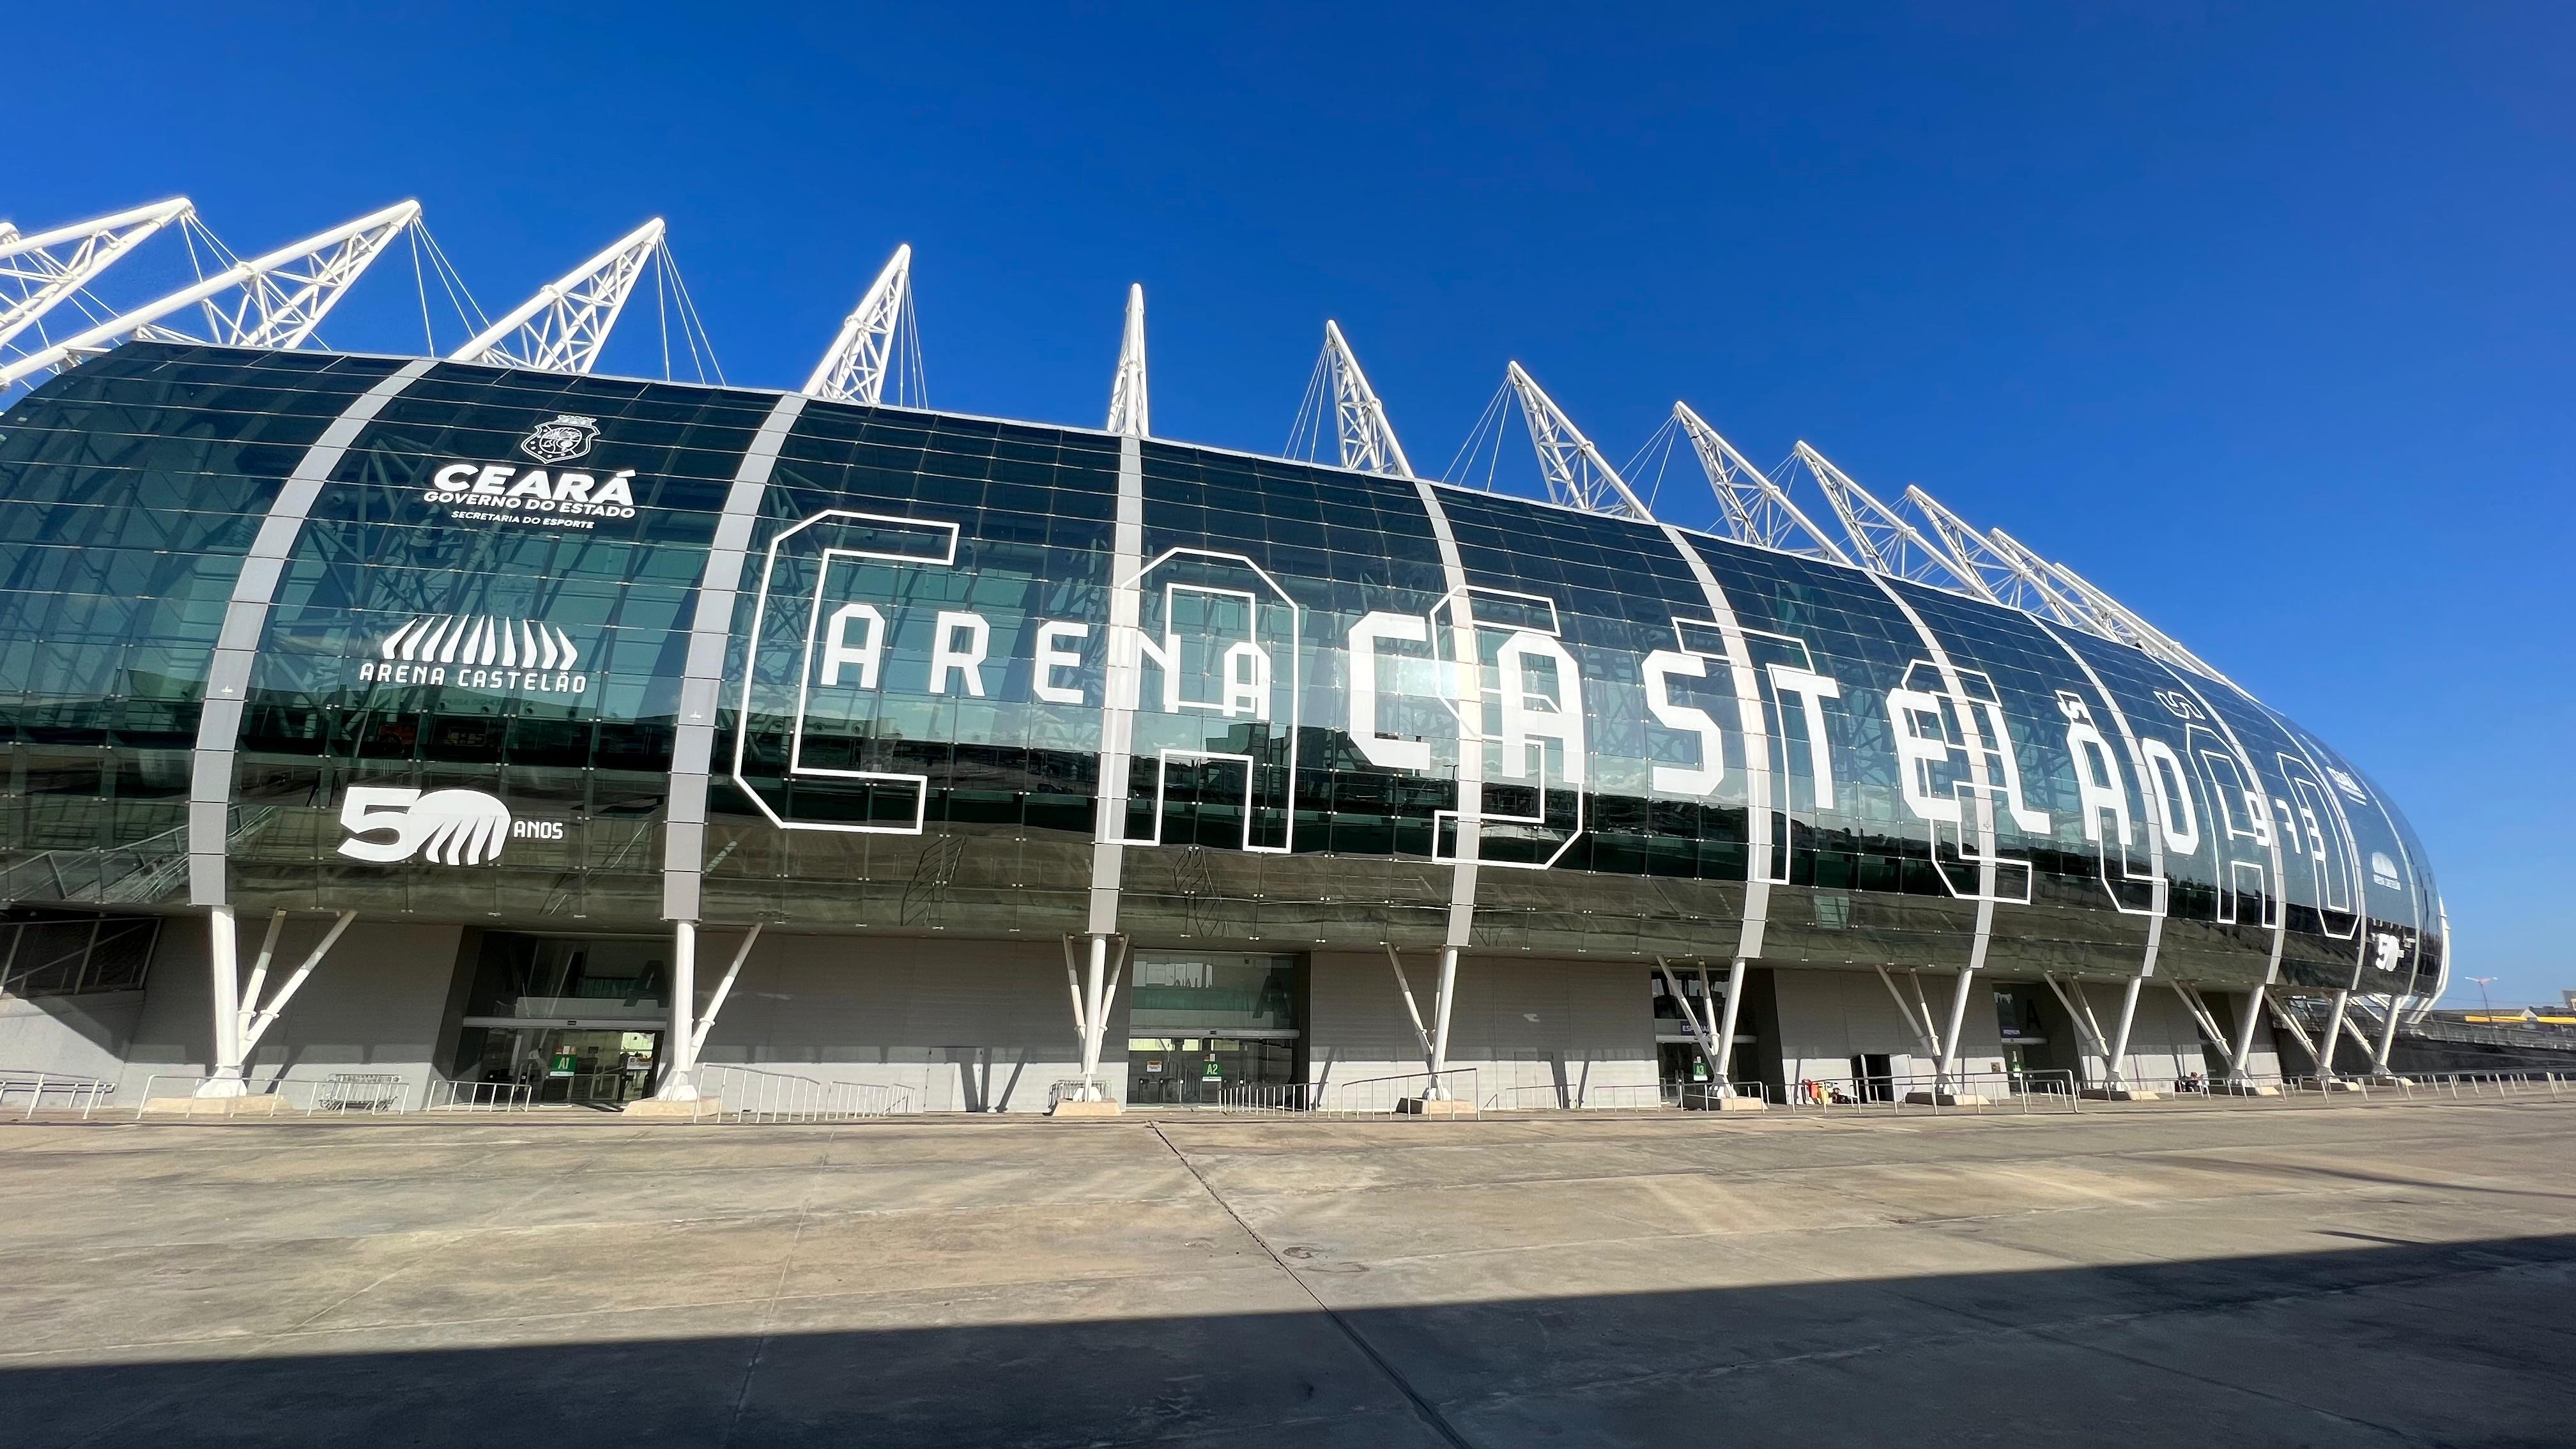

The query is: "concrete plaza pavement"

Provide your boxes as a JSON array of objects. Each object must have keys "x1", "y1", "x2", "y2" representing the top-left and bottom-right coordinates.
[{"x1": 2, "y1": 1097, "x2": 2572, "y2": 1447}]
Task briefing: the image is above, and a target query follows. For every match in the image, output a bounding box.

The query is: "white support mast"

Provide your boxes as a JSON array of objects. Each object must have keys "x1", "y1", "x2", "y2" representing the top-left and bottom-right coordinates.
[
  {"x1": 0, "y1": 197, "x2": 195, "y2": 355},
  {"x1": 1902, "y1": 485, "x2": 2093, "y2": 623},
  {"x1": 804, "y1": 243, "x2": 914, "y2": 404},
  {"x1": 1107, "y1": 283, "x2": 1149, "y2": 437},
  {"x1": 0, "y1": 201, "x2": 421, "y2": 389},
  {"x1": 1504, "y1": 362, "x2": 1652, "y2": 519},
  {"x1": 451, "y1": 218, "x2": 664, "y2": 373},
  {"x1": 1673, "y1": 402, "x2": 1850, "y2": 562},
  {"x1": 1791, "y1": 441, "x2": 1986, "y2": 596},
  {"x1": 1320, "y1": 320, "x2": 1413, "y2": 477}
]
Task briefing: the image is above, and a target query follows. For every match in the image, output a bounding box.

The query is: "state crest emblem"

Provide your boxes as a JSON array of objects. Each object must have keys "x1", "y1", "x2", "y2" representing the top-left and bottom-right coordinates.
[{"x1": 519, "y1": 414, "x2": 601, "y2": 464}]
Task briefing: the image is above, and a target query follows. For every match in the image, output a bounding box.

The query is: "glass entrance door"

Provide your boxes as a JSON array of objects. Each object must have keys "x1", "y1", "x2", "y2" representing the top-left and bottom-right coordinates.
[
  {"x1": 1126, "y1": 1037, "x2": 1296, "y2": 1106},
  {"x1": 468, "y1": 1026, "x2": 662, "y2": 1104}
]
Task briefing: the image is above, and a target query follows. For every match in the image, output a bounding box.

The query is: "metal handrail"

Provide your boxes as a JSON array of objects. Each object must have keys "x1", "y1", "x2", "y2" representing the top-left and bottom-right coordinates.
[
  {"x1": 1048, "y1": 1076, "x2": 1116, "y2": 1110},
  {"x1": 0, "y1": 1070, "x2": 114, "y2": 1120},
  {"x1": 1314, "y1": 1067, "x2": 1480, "y2": 1117},
  {"x1": 694, "y1": 1063, "x2": 916, "y2": 1123}
]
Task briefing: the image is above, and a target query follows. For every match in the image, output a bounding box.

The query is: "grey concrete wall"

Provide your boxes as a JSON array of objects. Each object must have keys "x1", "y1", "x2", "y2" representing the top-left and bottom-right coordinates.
[
  {"x1": 0, "y1": 990, "x2": 142, "y2": 1079},
  {"x1": 119, "y1": 917, "x2": 466, "y2": 1104},
  {"x1": 1305, "y1": 952, "x2": 1658, "y2": 1109},
  {"x1": 696, "y1": 934, "x2": 1103, "y2": 1113}
]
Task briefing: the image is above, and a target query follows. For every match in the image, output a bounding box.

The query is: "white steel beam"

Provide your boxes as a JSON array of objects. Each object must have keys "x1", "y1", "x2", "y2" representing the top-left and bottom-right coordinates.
[
  {"x1": 1672, "y1": 402, "x2": 1850, "y2": 562},
  {"x1": 1321, "y1": 320, "x2": 1413, "y2": 477},
  {"x1": 690, "y1": 923, "x2": 763, "y2": 1054},
  {"x1": 0, "y1": 201, "x2": 420, "y2": 389},
  {"x1": 1385, "y1": 945, "x2": 1443, "y2": 1065},
  {"x1": 239, "y1": 911, "x2": 356, "y2": 1051},
  {"x1": 1653, "y1": 958, "x2": 1723, "y2": 1075},
  {"x1": 804, "y1": 243, "x2": 914, "y2": 404},
  {"x1": 0, "y1": 197, "x2": 194, "y2": 354},
  {"x1": 1107, "y1": 284, "x2": 1149, "y2": 437},
  {"x1": 452, "y1": 218, "x2": 664, "y2": 374},
  {"x1": 1503, "y1": 362, "x2": 1652, "y2": 519},
  {"x1": 1791, "y1": 442, "x2": 1985, "y2": 595}
]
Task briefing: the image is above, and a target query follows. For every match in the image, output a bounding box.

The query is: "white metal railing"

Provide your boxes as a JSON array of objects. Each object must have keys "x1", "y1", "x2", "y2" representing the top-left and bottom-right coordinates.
[
  {"x1": 0, "y1": 1070, "x2": 114, "y2": 1119},
  {"x1": 425, "y1": 1078, "x2": 535, "y2": 1112},
  {"x1": 132, "y1": 1073, "x2": 325, "y2": 1118},
  {"x1": 693, "y1": 1064, "x2": 916, "y2": 1122}
]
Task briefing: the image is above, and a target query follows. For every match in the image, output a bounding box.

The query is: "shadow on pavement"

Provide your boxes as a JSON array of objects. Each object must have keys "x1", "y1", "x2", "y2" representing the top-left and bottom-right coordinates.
[{"x1": 9, "y1": 1232, "x2": 2573, "y2": 1449}]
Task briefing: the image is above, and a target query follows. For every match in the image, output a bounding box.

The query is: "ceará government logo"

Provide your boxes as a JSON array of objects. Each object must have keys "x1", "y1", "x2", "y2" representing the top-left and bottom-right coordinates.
[{"x1": 418, "y1": 413, "x2": 641, "y2": 532}]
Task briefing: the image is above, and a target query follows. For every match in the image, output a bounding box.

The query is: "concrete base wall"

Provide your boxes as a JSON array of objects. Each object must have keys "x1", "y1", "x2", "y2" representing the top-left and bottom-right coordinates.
[
  {"x1": 0, "y1": 990, "x2": 142, "y2": 1079},
  {"x1": 2060, "y1": 983, "x2": 2242, "y2": 1090},
  {"x1": 1769, "y1": 969, "x2": 2000, "y2": 1087},
  {"x1": 697, "y1": 935, "x2": 1100, "y2": 1113},
  {"x1": 1306, "y1": 952, "x2": 1658, "y2": 1109},
  {"x1": 119, "y1": 917, "x2": 466, "y2": 1105}
]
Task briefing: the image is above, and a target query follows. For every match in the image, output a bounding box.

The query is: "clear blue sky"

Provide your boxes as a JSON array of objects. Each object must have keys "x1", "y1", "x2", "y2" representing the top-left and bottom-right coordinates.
[{"x1": 12, "y1": 3, "x2": 2572, "y2": 1004}]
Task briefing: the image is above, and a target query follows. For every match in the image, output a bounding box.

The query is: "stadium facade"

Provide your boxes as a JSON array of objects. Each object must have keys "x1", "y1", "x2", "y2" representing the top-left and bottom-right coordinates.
[{"x1": 0, "y1": 208, "x2": 2448, "y2": 1114}]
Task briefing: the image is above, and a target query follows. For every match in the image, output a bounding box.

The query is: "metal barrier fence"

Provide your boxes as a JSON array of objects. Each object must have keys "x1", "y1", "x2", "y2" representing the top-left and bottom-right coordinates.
[
  {"x1": 1767, "y1": 1068, "x2": 2082, "y2": 1115},
  {"x1": 1212, "y1": 1081, "x2": 1320, "y2": 1114},
  {"x1": 693, "y1": 1064, "x2": 915, "y2": 1122},
  {"x1": 0, "y1": 1071, "x2": 113, "y2": 1119},
  {"x1": 311, "y1": 1073, "x2": 411, "y2": 1114},
  {"x1": 1048, "y1": 1077, "x2": 1117, "y2": 1110}
]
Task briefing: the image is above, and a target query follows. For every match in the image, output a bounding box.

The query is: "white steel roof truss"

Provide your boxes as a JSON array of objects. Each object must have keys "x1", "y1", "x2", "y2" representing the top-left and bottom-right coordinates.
[
  {"x1": 2037, "y1": 555, "x2": 2235, "y2": 686},
  {"x1": 0, "y1": 201, "x2": 420, "y2": 389},
  {"x1": 1791, "y1": 441, "x2": 1987, "y2": 597},
  {"x1": 1901, "y1": 484, "x2": 2097, "y2": 625},
  {"x1": 804, "y1": 243, "x2": 912, "y2": 404},
  {"x1": 0, "y1": 197, "x2": 195, "y2": 355},
  {"x1": 1322, "y1": 320, "x2": 1413, "y2": 477},
  {"x1": 1107, "y1": 283, "x2": 1149, "y2": 437},
  {"x1": 452, "y1": 218, "x2": 664, "y2": 374},
  {"x1": 1671, "y1": 401, "x2": 1850, "y2": 563},
  {"x1": 1503, "y1": 362, "x2": 1652, "y2": 519}
]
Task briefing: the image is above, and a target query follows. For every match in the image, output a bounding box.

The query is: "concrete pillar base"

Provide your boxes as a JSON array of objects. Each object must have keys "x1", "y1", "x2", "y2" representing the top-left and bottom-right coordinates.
[
  {"x1": 1711, "y1": 1094, "x2": 1769, "y2": 1112},
  {"x1": 1050, "y1": 1099, "x2": 1123, "y2": 1118},
  {"x1": 622, "y1": 1096, "x2": 716, "y2": 1119},
  {"x1": 2315, "y1": 1078, "x2": 2366, "y2": 1094},
  {"x1": 2080, "y1": 1087, "x2": 2162, "y2": 1101},
  {"x1": 1397, "y1": 1096, "x2": 1477, "y2": 1117},
  {"x1": 142, "y1": 1095, "x2": 286, "y2": 1117},
  {"x1": 2214, "y1": 1082, "x2": 2281, "y2": 1096},
  {"x1": 2361, "y1": 1074, "x2": 2416, "y2": 1087},
  {"x1": 1903, "y1": 1091, "x2": 1992, "y2": 1107}
]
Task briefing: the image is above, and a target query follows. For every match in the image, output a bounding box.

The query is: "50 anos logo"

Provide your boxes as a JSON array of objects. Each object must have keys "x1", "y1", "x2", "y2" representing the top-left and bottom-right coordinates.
[{"x1": 335, "y1": 787, "x2": 562, "y2": 866}]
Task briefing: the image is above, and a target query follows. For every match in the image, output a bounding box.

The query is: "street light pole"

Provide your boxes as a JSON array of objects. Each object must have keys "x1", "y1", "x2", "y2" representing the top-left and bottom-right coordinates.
[{"x1": 2468, "y1": 976, "x2": 2497, "y2": 1018}]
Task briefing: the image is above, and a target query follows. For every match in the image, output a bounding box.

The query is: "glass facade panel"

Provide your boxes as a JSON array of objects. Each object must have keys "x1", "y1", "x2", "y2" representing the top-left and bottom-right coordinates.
[{"x1": 0, "y1": 343, "x2": 2444, "y2": 1000}]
